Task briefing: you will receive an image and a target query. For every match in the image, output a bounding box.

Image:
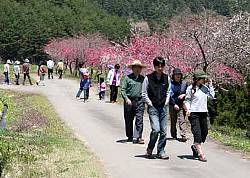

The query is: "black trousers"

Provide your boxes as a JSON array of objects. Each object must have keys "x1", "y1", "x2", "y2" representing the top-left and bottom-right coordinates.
[
  {"x1": 110, "y1": 85, "x2": 118, "y2": 102},
  {"x1": 58, "y1": 69, "x2": 63, "y2": 79},
  {"x1": 15, "y1": 74, "x2": 20, "y2": 85},
  {"x1": 189, "y1": 112, "x2": 208, "y2": 144},
  {"x1": 23, "y1": 73, "x2": 32, "y2": 85},
  {"x1": 124, "y1": 98, "x2": 145, "y2": 139},
  {"x1": 48, "y1": 68, "x2": 53, "y2": 79}
]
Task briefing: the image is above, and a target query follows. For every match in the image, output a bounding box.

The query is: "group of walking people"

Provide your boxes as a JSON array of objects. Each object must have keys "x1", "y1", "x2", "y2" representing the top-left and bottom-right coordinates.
[
  {"x1": 2, "y1": 58, "x2": 64, "y2": 86},
  {"x1": 120, "y1": 57, "x2": 215, "y2": 162}
]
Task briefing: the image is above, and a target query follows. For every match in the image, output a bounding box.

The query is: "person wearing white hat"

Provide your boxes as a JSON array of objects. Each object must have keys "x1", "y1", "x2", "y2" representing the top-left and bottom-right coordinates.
[
  {"x1": 76, "y1": 70, "x2": 91, "y2": 101},
  {"x1": 121, "y1": 60, "x2": 146, "y2": 143},
  {"x1": 13, "y1": 61, "x2": 21, "y2": 85},
  {"x1": 22, "y1": 58, "x2": 33, "y2": 85},
  {"x1": 3, "y1": 60, "x2": 11, "y2": 85}
]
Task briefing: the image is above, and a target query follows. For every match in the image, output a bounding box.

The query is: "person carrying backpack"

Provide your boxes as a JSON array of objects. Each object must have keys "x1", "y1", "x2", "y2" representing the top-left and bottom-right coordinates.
[{"x1": 36, "y1": 61, "x2": 47, "y2": 86}]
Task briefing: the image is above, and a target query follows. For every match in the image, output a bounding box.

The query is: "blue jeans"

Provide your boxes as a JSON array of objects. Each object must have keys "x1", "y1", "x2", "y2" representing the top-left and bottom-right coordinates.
[
  {"x1": 147, "y1": 105, "x2": 168, "y2": 155},
  {"x1": 4, "y1": 72, "x2": 9, "y2": 84}
]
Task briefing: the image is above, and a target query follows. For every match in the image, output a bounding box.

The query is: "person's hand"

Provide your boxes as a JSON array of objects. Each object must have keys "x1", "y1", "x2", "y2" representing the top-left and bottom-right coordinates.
[
  {"x1": 174, "y1": 104, "x2": 180, "y2": 111},
  {"x1": 178, "y1": 94, "x2": 186, "y2": 100},
  {"x1": 209, "y1": 79, "x2": 213, "y2": 85},
  {"x1": 186, "y1": 111, "x2": 190, "y2": 117},
  {"x1": 126, "y1": 99, "x2": 132, "y2": 105}
]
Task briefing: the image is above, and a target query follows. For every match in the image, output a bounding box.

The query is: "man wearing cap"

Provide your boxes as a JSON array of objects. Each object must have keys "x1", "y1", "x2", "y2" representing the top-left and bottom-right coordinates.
[
  {"x1": 184, "y1": 70, "x2": 215, "y2": 162},
  {"x1": 13, "y1": 61, "x2": 21, "y2": 85},
  {"x1": 121, "y1": 60, "x2": 146, "y2": 143},
  {"x1": 142, "y1": 56, "x2": 171, "y2": 159},
  {"x1": 169, "y1": 68, "x2": 188, "y2": 142},
  {"x1": 22, "y1": 58, "x2": 33, "y2": 85}
]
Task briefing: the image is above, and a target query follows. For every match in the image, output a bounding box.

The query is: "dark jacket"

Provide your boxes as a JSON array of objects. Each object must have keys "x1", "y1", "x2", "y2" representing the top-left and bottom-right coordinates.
[
  {"x1": 147, "y1": 72, "x2": 169, "y2": 107},
  {"x1": 170, "y1": 80, "x2": 188, "y2": 106}
]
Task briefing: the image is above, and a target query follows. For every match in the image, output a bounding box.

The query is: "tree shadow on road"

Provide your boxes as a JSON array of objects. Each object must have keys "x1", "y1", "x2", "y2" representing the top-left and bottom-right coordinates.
[{"x1": 177, "y1": 155, "x2": 197, "y2": 160}]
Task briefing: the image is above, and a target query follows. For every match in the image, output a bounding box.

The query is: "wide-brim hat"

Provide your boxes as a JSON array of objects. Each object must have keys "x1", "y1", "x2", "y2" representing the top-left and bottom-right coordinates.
[
  {"x1": 127, "y1": 60, "x2": 146, "y2": 68},
  {"x1": 7, "y1": 60, "x2": 11, "y2": 64},
  {"x1": 193, "y1": 70, "x2": 208, "y2": 79},
  {"x1": 15, "y1": 60, "x2": 20, "y2": 65}
]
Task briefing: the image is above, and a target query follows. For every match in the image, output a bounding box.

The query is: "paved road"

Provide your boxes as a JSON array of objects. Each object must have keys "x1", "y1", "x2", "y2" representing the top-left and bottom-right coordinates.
[{"x1": 2, "y1": 77, "x2": 250, "y2": 178}]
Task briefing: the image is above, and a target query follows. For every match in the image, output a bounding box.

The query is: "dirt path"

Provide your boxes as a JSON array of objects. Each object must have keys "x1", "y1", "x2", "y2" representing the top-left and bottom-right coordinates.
[{"x1": 1, "y1": 77, "x2": 250, "y2": 178}]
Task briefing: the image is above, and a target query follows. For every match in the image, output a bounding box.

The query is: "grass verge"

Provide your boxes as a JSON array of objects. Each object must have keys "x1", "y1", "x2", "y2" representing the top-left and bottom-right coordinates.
[
  {"x1": 0, "y1": 89, "x2": 105, "y2": 178},
  {"x1": 209, "y1": 126, "x2": 250, "y2": 153}
]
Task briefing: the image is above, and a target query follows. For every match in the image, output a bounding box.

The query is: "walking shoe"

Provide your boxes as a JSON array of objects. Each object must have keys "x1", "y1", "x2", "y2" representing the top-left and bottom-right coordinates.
[
  {"x1": 178, "y1": 136, "x2": 188, "y2": 142},
  {"x1": 191, "y1": 145, "x2": 198, "y2": 158},
  {"x1": 156, "y1": 153, "x2": 169, "y2": 160},
  {"x1": 133, "y1": 138, "x2": 144, "y2": 144},
  {"x1": 198, "y1": 154, "x2": 207, "y2": 162},
  {"x1": 145, "y1": 148, "x2": 153, "y2": 158},
  {"x1": 127, "y1": 137, "x2": 133, "y2": 142}
]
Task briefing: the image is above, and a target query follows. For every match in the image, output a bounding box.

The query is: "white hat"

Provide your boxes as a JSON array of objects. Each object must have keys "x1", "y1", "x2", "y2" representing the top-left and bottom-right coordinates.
[
  {"x1": 15, "y1": 60, "x2": 20, "y2": 65},
  {"x1": 24, "y1": 58, "x2": 29, "y2": 63},
  {"x1": 7, "y1": 60, "x2": 11, "y2": 64}
]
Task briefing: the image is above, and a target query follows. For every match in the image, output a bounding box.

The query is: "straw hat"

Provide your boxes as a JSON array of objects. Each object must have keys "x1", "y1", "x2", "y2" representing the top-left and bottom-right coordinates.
[{"x1": 127, "y1": 60, "x2": 146, "y2": 68}]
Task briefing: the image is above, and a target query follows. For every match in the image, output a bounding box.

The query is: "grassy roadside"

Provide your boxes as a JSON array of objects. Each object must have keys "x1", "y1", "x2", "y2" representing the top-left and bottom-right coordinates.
[
  {"x1": 0, "y1": 89, "x2": 105, "y2": 177},
  {"x1": 209, "y1": 126, "x2": 250, "y2": 154}
]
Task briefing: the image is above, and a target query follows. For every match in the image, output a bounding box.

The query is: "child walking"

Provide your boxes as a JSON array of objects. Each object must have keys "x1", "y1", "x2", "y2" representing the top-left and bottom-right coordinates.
[
  {"x1": 98, "y1": 77, "x2": 106, "y2": 100},
  {"x1": 76, "y1": 72, "x2": 91, "y2": 101}
]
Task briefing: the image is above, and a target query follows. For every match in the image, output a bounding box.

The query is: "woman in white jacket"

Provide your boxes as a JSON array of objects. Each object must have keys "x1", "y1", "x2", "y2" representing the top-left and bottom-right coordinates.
[
  {"x1": 184, "y1": 70, "x2": 215, "y2": 162},
  {"x1": 106, "y1": 64, "x2": 121, "y2": 103}
]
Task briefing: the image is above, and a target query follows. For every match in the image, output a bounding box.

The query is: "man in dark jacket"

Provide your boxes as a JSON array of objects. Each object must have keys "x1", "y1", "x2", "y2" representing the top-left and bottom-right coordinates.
[
  {"x1": 169, "y1": 68, "x2": 188, "y2": 142},
  {"x1": 142, "y1": 57, "x2": 171, "y2": 159}
]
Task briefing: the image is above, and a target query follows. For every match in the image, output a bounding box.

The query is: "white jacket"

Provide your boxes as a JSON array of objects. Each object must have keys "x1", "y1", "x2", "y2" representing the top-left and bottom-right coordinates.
[{"x1": 106, "y1": 69, "x2": 121, "y2": 86}]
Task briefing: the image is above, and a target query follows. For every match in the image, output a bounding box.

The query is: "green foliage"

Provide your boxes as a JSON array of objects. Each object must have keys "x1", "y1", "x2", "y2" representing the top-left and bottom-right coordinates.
[
  {"x1": 0, "y1": 0, "x2": 129, "y2": 61},
  {"x1": 209, "y1": 126, "x2": 250, "y2": 152},
  {"x1": 212, "y1": 81, "x2": 250, "y2": 129},
  {"x1": 93, "y1": 0, "x2": 250, "y2": 30}
]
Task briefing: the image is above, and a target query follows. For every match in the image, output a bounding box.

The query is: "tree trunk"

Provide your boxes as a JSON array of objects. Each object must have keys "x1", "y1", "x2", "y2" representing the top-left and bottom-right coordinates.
[
  {"x1": 74, "y1": 59, "x2": 79, "y2": 77},
  {"x1": 69, "y1": 61, "x2": 73, "y2": 75}
]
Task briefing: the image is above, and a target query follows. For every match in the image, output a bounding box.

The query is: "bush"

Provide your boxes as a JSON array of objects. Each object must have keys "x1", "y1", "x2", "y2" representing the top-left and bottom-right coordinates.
[{"x1": 211, "y1": 79, "x2": 250, "y2": 130}]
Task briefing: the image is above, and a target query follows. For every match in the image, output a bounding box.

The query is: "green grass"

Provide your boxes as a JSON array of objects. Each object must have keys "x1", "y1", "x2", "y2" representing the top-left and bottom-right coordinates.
[
  {"x1": 0, "y1": 90, "x2": 105, "y2": 177},
  {"x1": 209, "y1": 126, "x2": 250, "y2": 153}
]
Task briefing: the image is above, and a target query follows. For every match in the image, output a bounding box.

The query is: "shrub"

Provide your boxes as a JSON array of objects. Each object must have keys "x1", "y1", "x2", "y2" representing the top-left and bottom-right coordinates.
[{"x1": 211, "y1": 78, "x2": 250, "y2": 130}]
